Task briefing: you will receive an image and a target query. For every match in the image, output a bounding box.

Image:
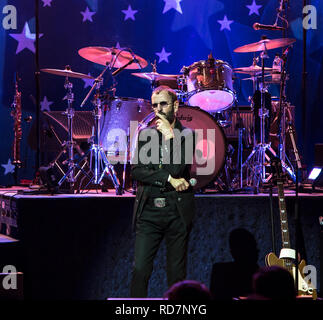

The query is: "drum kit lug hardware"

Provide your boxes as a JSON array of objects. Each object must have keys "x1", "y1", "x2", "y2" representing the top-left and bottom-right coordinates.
[{"x1": 40, "y1": 33, "x2": 299, "y2": 194}]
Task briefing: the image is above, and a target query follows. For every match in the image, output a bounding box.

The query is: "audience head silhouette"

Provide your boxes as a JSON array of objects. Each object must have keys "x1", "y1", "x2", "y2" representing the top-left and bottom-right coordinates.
[
  {"x1": 229, "y1": 228, "x2": 259, "y2": 264},
  {"x1": 251, "y1": 266, "x2": 296, "y2": 300},
  {"x1": 164, "y1": 280, "x2": 212, "y2": 300}
]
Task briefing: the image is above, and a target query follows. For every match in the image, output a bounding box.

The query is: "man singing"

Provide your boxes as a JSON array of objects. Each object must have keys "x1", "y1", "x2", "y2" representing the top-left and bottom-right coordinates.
[{"x1": 130, "y1": 86, "x2": 195, "y2": 297}]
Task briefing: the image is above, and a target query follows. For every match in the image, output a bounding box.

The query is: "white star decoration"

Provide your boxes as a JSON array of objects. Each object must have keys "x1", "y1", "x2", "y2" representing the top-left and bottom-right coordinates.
[
  {"x1": 217, "y1": 15, "x2": 234, "y2": 31},
  {"x1": 9, "y1": 22, "x2": 43, "y2": 54},
  {"x1": 156, "y1": 47, "x2": 172, "y2": 63},
  {"x1": 163, "y1": 0, "x2": 183, "y2": 14},
  {"x1": 41, "y1": 96, "x2": 54, "y2": 112},
  {"x1": 2, "y1": 159, "x2": 15, "y2": 175},
  {"x1": 122, "y1": 5, "x2": 138, "y2": 21},
  {"x1": 81, "y1": 6, "x2": 96, "y2": 22},
  {"x1": 246, "y1": 0, "x2": 262, "y2": 16}
]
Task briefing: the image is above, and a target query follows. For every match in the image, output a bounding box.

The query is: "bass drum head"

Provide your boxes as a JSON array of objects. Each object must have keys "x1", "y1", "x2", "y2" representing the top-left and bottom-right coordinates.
[
  {"x1": 176, "y1": 106, "x2": 226, "y2": 190},
  {"x1": 188, "y1": 89, "x2": 235, "y2": 113}
]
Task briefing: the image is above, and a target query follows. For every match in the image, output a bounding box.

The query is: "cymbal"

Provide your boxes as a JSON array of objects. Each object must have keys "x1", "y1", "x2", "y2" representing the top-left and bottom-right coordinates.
[
  {"x1": 241, "y1": 74, "x2": 272, "y2": 81},
  {"x1": 78, "y1": 46, "x2": 148, "y2": 69},
  {"x1": 234, "y1": 65, "x2": 275, "y2": 75},
  {"x1": 41, "y1": 67, "x2": 94, "y2": 79},
  {"x1": 234, "y1": 38, "x2": 296, "y2": 53},
  {"x1": 131, "y1": 72, "x2": 180, "y2": 81}
]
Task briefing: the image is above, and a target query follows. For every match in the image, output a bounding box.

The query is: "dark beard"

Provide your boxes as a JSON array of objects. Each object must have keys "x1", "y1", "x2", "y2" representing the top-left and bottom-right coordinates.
[{"x1": 159, "y1": 106, "x2": 175, "y2": 124}]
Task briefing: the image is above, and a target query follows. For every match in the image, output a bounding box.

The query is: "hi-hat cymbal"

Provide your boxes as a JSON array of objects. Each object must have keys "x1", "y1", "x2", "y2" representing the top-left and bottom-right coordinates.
[
  {"x1": 78, "y1": 46, "x2": 148, "y2": 69},
  {"x1": 131, "y1": 72, "x2": 180, "y2": 81},
  {"x1": 234, "y1": 65, "x2": 275, "y2": 75},
  {"x1": 241, "y1": 74, "x2": 272, "y2": 81},
  {"x1": 234, "y1": 38, "x2": 296, "y2": 53},
  {"x1": 41, "y1": 67, "x2": 94, "y2": 79}
]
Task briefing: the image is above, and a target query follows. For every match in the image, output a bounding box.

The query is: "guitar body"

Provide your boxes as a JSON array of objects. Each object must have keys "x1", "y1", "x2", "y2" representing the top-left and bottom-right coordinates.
[
  {"x1": 265, "y1": 252, "x2": 317, "y2": 299},
  {"x1": 265, "y1": 252, "x2": 285, "y2": 268}
]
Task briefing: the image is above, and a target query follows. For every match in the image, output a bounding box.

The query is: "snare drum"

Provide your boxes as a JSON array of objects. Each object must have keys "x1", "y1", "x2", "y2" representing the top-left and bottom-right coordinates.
[{"x1": 185, "y1": 59, "x2": 235, "y2": 113}]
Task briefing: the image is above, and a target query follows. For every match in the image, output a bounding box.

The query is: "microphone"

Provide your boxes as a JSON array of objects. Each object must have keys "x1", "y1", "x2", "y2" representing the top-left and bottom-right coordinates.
[
  {"x1": 133, "y1": 58, "x2": 142, "y2": 70},
  {"x1": 281, "y1": 45, "x2": 292, "y2": 61},
  {"x1": 253, "y1": 23, "x2": 285, "y2": 31},
  {"x1": 111, "y1": 58, "x2": 135, "y2": 77},
  {"x1": 129, "y1": 49, "x2": 142, "y2": 70},
  {"x1": 282, "y1": 46, "x2": 291, "y2": 57},
  {"x1": 189, "y1": 178, "x2": 197, "y2": 187}
]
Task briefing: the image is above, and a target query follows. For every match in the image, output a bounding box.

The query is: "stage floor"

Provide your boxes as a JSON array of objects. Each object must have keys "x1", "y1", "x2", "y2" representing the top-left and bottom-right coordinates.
[
  {"x1": 0, "y1": 186, "x2": 322, "y2": 299},
  {"x1": 0, "y1": 185, "x2": 322, "y2": 198}
]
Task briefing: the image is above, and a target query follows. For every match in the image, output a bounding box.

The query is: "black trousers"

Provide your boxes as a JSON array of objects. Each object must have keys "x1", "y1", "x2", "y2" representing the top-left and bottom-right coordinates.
[{"x1": 130, "y1": 200, "x2": 190, "y2": 297}]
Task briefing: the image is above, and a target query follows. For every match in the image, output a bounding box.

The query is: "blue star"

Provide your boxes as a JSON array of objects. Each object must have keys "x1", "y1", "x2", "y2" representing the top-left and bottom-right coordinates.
[
  {"x1": 156, "y1": 47, "x2": 172, "y2": 63},
  {"x1": 1, "y1": 159, "x2": 15, "y2": 175},
  {"x1": 217, "y1": 15, "x2": 234, "y2": 31},
  {"x1": 115, "y1": 42, "x2": 126, "y2": 50},
  {"x1": 246, "y1": 0, "x2": 262, "y2": 16},
  {"x1": 81, "y1": 6, "x2": 96, "y2": 22},
  {"x1": 41, "y1": 96, "x2": 53, "y2": 112},
  {"x1": 171, "y1": 0, "x2": 224, "y2": 49},
  {"x1": 122, "y1": 5, "x2": 138, "y2": 21},
  {"x1": 163, "y1": 0, "x2": 183, "y2": 14},
  {"x1": 82, "y1": 74, "x2": 95, "y2": 88},
  {"x1": 9, "y1": 22, "x2": 43, "y2": 54},
  {"x1": 41, "y1": 0, "x2": 53, "y2": 7}
]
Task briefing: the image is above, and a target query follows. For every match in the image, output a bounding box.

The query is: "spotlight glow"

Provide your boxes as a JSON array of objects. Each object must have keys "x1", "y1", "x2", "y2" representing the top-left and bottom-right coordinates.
[{"x1": 308, "y1": 167, "x2": 322, "y2": 180}]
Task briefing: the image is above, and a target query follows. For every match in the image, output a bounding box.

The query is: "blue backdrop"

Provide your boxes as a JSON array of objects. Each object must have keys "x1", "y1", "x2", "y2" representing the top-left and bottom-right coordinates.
[{"x1": 0, "y1": 0, "x2": 322, "y2": 185}]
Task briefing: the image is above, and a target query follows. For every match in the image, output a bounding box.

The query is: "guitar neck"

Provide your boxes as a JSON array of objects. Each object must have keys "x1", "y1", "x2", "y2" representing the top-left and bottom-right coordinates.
[{"x1": 277, "y1": 181, "x2": 291, "y2": 249}]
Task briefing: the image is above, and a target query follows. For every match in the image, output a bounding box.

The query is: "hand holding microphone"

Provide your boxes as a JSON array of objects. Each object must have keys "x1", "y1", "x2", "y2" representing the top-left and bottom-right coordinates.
[{"x1": 169, "y1": 176, "x2": 197, "y2": 192}]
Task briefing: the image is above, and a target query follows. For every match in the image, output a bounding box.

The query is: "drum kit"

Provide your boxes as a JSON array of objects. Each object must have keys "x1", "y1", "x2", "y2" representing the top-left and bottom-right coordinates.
[{"x1": 40, "y1": 35, "x2": 299, "y2": 194}]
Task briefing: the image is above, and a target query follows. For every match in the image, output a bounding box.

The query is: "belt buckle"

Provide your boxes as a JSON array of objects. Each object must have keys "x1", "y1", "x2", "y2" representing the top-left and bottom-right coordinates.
[{"x1": 154, "y1": 198, "x2": 166, "y2": 208}]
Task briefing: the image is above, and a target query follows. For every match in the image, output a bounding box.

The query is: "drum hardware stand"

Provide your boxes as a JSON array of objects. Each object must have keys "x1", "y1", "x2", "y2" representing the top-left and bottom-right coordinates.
[
  {"x1": 120, "y1": 127, "x2": 130, "y2": 192},
  {"x1": 49, "y1": 73, "x2": 84, "y2": 189},
  {"x1": 241, "y1": 44, "x2": 276, "y2": 192},
  {"x1": 233, "y1": 100, "x2": 247, "y2": 190},
  {"x1": 225, "y1": 101, "x2": 247, "y2": 191},
  {"x1": 241, "y1": 42, "x2": 294, "y2": 192},
  {"x1": 275, "y1": 46, "x2": 297, "y2": 183},
  {"x1": 65, "y1": 66, "x2": 122, "y2": 195}
]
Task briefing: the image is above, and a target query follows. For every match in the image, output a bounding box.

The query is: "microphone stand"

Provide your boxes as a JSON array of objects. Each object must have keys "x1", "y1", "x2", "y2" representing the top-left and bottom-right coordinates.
[
  {"x1": 35, "y1": 0, "x2": 41, "y2": 170},
  {"x1": 293, "y1": 0, "x2": 308, "y2": 296}
]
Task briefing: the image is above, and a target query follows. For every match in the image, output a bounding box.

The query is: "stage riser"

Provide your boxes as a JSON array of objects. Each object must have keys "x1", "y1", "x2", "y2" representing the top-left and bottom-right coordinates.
[{"x1": 0, "y1": 195, "x2": 321, "y2": 299}]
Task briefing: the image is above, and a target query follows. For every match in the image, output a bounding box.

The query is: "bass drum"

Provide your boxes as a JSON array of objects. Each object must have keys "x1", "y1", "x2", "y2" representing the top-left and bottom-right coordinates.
[{"x1": 137, "y1": 106, "x2": 226, "y2": 190}]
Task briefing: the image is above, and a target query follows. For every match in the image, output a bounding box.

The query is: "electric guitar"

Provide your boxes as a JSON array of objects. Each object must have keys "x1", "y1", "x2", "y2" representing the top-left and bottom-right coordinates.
[{"x1": 265, "y1": 157, "x2": 317, "y2": 299}]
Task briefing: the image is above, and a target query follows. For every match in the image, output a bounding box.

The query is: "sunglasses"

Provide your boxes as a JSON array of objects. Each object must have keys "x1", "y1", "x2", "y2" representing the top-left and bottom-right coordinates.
[{"x1": 151, "y1": 101, "x2": 172, "y2": 109}]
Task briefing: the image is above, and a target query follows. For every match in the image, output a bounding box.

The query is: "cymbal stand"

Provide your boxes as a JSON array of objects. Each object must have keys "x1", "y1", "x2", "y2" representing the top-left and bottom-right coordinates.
[
  {"x1": 276, "y1": 47, "x2": 297, "y2": 182},
  {"x1": 51, "y1": 75, "x2": 78, "y2": 188},
  {"x1": 65, "y1": 67, "x2": 121, "y2": 194},
  {"x1": 241, "y1": 45, "x2": 273, "y2": 192}
]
